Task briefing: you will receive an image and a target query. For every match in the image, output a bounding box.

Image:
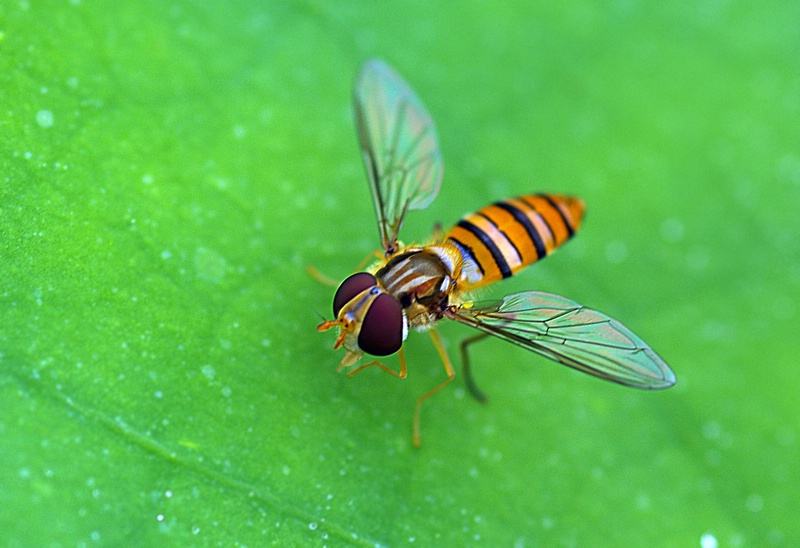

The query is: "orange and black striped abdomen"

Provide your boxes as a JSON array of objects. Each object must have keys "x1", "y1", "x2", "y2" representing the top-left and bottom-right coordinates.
[{"x1": 444, "y1": 194, "x2": 585, "y2": 290}]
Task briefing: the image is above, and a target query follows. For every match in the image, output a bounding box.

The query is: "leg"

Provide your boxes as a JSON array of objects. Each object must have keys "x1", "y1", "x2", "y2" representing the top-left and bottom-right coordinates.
[
  {"x1": 413, "y1": 329, "x2": 456, "y2": 447},
  {"x1": 352, "y1": 249, "x2": 384, "y2": 271},
  {"x1": 307, "y1": 250, "x2": 385, "y2": 287},
  {"x1": 306, "y1": 265, "x2": 339, "y2": 287},
  {"x1": 461, "y1": 333, "x2": 490, "y2": 403},
  {"x1": 343, "y1": 348, "x2": 408, "y2": 379},
  {"x1": 431, "y1": 221, "x2": 445, "y2": 241}
]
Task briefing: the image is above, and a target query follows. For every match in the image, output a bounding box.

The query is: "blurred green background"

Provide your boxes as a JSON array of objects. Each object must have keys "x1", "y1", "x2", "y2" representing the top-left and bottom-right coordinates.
[{"x1": 2, "y1": 1, "x2": 798, "y2": 545}]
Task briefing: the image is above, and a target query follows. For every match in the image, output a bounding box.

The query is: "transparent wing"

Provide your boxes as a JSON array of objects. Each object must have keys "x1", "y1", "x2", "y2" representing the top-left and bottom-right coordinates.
[
  {"x1": 448, "y1": 291, "x2": 676, "y2": 389},
  {"x1": 354, "y1": 59, "x2": 443, "y2": 254}
]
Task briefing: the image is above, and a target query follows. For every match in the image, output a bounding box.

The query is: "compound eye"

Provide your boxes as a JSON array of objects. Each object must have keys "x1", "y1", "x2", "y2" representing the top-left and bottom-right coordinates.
[
  {"x1": 358, "y1": 293, "x2": 404, "y2": 356},
  {"x1": 333, "y1": 272, "x2": 378, "y2": 317}
]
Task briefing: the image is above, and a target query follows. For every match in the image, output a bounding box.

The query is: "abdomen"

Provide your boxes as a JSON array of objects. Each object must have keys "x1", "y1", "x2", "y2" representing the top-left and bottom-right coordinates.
[{"x1": 444, "y1": 193, "x2": 585, "y2": 291}]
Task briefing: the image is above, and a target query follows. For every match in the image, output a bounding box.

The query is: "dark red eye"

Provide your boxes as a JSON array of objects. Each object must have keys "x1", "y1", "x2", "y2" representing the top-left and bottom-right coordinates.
[
  {"x1": 358, "y1": 292, "x2": 404, "y2": 356},
  {"x1": 333, "y1": 272, "x2": 377, "y2": 316}
]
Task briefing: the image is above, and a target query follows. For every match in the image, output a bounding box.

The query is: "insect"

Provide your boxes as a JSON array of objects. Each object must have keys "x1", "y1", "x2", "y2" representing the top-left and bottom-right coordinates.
[{"x1": 317, "y1": 59, "x2": 676, "y2": 447}]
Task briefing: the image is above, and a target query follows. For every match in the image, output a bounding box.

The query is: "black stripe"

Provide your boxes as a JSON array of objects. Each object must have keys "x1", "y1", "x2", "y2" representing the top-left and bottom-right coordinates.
[
  {"x1": 519, "y1": 196, "x2": 556, "y2": 244},
  {"x1": 537, "y1": 194, "x2": 575, "y2": 238},
  {"x1": 493, "y1": 201, "x2": 546, "y2": 260},
  {"x1": 478, "y1": 212, "x2": 523, "y2": 263},
  {"x1": 447, "y1": 237, "x2": 484, "y2": 276},
  {"x1": 456, "y1": 220, "x2": 513, "y2": 278}
]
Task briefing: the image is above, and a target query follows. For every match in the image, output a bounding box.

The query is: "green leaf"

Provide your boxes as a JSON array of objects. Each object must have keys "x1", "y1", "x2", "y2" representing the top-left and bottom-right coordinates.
[{"x1": 2, "y1": 1, "x2": 798, "y2": 545}]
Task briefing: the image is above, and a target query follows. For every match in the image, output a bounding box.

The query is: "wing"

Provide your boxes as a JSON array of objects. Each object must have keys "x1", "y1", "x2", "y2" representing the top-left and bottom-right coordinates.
[
  {"x1": 354, "y1": 59, "x2": 443, "y2": 254},
  {"x1": 448, "y1": 291, "x2": 676, "y2": 389}
]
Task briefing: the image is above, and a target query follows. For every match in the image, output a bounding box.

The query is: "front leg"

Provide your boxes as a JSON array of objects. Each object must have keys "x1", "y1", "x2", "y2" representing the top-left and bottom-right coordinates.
[{"x1": 342, "y1": 348, "x2": 408, "y2": 379}]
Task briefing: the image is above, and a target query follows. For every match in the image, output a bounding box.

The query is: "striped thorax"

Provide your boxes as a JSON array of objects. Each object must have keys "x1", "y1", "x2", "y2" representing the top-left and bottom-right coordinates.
[{"x1": 375, "y1": 243, "x2": 464, "y2": 330}]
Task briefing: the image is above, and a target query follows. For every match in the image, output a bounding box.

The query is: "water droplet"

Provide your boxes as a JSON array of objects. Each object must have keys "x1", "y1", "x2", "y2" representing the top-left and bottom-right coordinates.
[
  {"x1": 660, "y1": 218, "x2": 685, "y2": 243},
  {"x1": 604, "y1": 240, "x2": 627, "y2": 264},
  {"x1": 686, "y1": 246, "x2": 710, "y2": 272},
  {"x1": 700, "y1": 532, "x2": 718, "y2": 548},
  {"x1": 36, "y1": 110, "x2": 54, "y2": 128},
  {"x1": 194, "y1": 247, "x2": 228, "y2": 282},
  {"x1": 701, "y1": 421, "x2": 721, "y2": 440},
  {"x1": 745, "y1": 494, "x2": 763, "y2": 512}
]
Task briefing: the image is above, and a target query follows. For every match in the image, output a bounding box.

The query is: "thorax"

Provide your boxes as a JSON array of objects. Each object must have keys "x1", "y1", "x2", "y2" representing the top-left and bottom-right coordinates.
[{"x1": 373, "y1": 244, "x2": 464, "y2": 330}]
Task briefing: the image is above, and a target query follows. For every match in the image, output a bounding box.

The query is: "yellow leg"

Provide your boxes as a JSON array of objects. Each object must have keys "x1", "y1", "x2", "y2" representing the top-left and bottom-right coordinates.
[
  {"x1": 353, "y1": 249, "x2": 385, "y2": 271},
  {"x1": 413, "y1": 329, "x2": 455, "y2": 448},
  {"x1": 431, "y1": 221, "x2": 445, "y2": 241},
  {"x1": 306, "y1": 265, "x2": 339, "y2": 287},
  {"x1": 306, "y1": 249, "x2": 384, "y2": 287},
  {"x1": 344, "y1": 348, "x2": 408, "y2": 379}
]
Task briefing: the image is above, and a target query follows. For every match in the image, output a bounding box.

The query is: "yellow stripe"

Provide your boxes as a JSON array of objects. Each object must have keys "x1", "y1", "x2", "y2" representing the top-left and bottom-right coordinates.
[
  {"x1": 464, "y1": 212, "x2": 523, "y2": 270},
  {"x1": 446, "y1": 223, "x2": 505, "y2": 286}
]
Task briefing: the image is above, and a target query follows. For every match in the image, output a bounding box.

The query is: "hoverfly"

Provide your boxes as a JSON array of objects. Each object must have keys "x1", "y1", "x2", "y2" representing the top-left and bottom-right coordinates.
[{"x1": 317, "y1": 59, "x2": 675, "y2": 447}]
